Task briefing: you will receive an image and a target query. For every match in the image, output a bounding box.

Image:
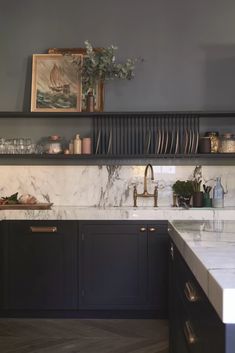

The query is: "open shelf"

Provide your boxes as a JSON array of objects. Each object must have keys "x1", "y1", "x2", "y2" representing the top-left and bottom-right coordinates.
[
  {"x1": 0, "y1": 111, "x2": 235, "y2": 118},
  {"x1": 1, "y1": 111, "x2": 235, "y2": 165},
  {"x1": 0, "y1": 153, "x2": 234, "y2": 165}
]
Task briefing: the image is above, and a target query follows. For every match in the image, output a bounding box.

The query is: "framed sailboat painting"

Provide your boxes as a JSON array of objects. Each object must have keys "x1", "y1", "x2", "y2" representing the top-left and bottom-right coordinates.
[{"x1": 31, "y1": 54, "x2": 83, "y2": 112}]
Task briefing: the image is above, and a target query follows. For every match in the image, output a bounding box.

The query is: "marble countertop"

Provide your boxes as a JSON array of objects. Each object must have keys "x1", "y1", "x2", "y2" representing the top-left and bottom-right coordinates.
[
  {"x1": 0, "y1": 205, "x2": 235, "y2": 220},
  {"x1": 168, "y1": 220, "x2": 235, "y2": 324}
]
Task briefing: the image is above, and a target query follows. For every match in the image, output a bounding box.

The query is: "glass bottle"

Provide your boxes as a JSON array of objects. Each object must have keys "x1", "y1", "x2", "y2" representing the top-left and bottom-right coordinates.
[{"x1": 212, "y1": 177, "x2": 224, "y2": 208}]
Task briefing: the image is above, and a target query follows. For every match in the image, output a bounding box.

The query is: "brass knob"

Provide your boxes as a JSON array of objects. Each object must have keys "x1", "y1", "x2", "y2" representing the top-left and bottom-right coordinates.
[
  {"x1": 140, "y1": 227, "x2": 147, "y2": 232},
  {"x1": 149, "y1": 227, "x2": 156, "y2": 232}
]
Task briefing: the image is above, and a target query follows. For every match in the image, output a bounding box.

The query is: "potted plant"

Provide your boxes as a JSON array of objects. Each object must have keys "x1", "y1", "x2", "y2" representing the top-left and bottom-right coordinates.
[{"x1": 172, "y1": 180, "x2": 194, "y2": 207}]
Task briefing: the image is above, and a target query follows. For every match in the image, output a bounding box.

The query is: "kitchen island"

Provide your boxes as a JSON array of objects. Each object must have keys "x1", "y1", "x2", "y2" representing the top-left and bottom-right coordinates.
[
  {"x1": 168, "y1": 220, "x2": 235, "y2": 353},
  {"x1": 168, "y1": 220, "x2": 235, "y2": 323}
]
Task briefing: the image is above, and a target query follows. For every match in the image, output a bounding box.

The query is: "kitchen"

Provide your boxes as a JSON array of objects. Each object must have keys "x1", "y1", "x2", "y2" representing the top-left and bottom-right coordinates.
[{"x1": 1, "y1": 1, "x2": 235, "y2": 353}]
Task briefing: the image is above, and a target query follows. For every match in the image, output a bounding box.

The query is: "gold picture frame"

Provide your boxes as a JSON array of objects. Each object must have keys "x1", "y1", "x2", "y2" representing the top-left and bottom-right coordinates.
[
  {"x1": 31, "y1": 53, "x2": 83, "y2": 112},
  {"x1": 48, "y1": 48, "x2": 104, "y2": 112}
]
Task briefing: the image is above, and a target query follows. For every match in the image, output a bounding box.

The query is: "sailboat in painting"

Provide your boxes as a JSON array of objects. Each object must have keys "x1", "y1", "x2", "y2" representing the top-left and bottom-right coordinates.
[{"x1": 49, "y1": 64, "x2": 70, "y2": 94}]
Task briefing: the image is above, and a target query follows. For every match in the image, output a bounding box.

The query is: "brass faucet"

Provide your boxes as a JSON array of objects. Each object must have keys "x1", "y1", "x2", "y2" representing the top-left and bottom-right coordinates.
[{"x1": 133, "y1": 164, "x2": 158, "y2": 207}]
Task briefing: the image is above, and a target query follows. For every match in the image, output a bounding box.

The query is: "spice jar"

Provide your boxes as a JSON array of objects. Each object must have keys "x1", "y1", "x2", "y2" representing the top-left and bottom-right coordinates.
[
  {"x1": 205, "y1": 132, "x2": 219, "y2": 153},
  {"x1": 219, "y1": 133, "x2": 235, "y2": 153}
]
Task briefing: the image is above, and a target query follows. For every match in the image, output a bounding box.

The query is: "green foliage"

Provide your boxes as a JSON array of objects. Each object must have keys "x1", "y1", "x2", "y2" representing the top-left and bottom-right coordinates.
[
  {"x1": 71, "y1": 40, "x2": 136, "y2": 92},
  {"x1": 1, "y1": 192, "x2": 19, "y2": 204},
  {"x1": 172, "y1": 180, "x2": 194, "y2": 198}
]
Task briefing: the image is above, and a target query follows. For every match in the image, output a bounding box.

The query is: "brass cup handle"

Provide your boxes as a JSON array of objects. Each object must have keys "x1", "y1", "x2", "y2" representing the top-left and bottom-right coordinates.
[
  {"x1": 30, "y1": 226, "x2": 57, "y2": 233},
  {"x1": 170, "y1": 243, "x2": 174, "y2": 260},
  {"x1": 149, "y1": 227, "x2": 156, "y2": 232},
  {"x1": 184, "y1": 281, "x2": 200, "y2": 303},
  {"x1": 140, "y1": 227, "x2": 147, "y2": 232},
  {"x1": 184, "y1": 320, "x2": 197, "y2": 345}
]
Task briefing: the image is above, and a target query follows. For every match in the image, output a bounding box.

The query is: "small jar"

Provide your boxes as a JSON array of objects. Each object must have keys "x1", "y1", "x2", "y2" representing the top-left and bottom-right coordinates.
[
  {"x1": 205, "y1": 132, "x2": 219, "y2": 153},
  {"x1": 219, "y1": 133, "x2": 235, "y2": 153},
  {"x1": 45, "y1": 135, "x2": 63, "y2": 154}
]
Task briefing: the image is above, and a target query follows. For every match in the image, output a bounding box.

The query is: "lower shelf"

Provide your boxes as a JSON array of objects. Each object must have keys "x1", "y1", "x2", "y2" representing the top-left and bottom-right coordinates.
[{"x1": 0, "y1": 153, "x2": 234, "y2": 165}]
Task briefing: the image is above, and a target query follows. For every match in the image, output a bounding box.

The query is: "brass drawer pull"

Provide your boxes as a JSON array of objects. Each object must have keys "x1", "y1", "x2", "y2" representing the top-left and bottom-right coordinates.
[
  {"x1": 140, "y1": 227, "x2": 147, "y2": 232},
  {"x1": 170, "y1": 243, "x2": 174, "y2": 260},
  {"x1": 184, "y1": 281, "x2": 200, "y2": 303},
  {"x1": 149, "y1": 227, "x2": 156, "y2": 232},
  {"x1": 184, "y1": 320, "x2": 197, "y2": 345},
  {"x1": 30, "y1": 226, "x2": 57, "y2": 233}
]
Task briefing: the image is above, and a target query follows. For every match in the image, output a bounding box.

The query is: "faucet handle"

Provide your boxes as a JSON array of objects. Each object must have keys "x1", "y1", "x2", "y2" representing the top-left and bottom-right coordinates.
[
  {"x1": 154, "y1": 186, "x2": 158, "y2": 207},
  {"x1": 133, "y1": 185, "x2": 137, "y2": 207}
]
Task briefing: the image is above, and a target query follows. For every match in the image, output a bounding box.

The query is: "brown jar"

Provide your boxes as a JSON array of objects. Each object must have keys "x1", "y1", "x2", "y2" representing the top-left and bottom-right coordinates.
[
  {"x1": 205, "y1": 132, "x2": 219, "y2": 153},
  {"x1": 198, "y1": 137, "x2": 211, "y2": 153}
]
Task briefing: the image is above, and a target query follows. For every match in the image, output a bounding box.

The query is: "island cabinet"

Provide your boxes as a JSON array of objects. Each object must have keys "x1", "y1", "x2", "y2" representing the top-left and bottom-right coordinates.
[
  {"x1": 169, "y1": 241, "x2": 235, "y2": 353},
  {"x1": 78, "y1": 221, "x2": 168, "y2": 315},
  {"x1": 1, "y1": 220, "x2": 78, "y2": 311}
]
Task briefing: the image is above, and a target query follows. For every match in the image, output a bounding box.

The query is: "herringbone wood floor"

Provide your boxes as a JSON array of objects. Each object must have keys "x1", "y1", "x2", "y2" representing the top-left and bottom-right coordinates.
[{"x1": 0, "y1": 319, "x2": 169, "y2": 353}]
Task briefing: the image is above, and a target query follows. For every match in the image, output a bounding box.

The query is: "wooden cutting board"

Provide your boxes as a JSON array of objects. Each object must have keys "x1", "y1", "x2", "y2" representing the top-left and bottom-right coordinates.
[{"x1": 0, "y1": 203, "x2": 53, "y2": 210}]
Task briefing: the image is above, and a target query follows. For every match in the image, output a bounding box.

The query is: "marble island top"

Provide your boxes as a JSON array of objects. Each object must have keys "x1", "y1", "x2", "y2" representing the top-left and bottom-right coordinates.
[
  {"x1": 0, "y1": 205, "x2": 235, "y2": 220},
  {"x1": 168, "y1": 220, "x2": 235, "y2": 324}
]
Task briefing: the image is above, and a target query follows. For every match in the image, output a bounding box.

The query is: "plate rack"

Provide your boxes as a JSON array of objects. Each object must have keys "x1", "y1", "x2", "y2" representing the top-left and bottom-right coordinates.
[{"x1": 93, "y1": 113, "x2": 200, "y2": 156}]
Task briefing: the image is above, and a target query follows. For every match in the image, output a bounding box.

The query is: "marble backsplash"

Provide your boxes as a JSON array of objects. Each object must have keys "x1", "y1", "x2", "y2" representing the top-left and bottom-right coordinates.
[{"x1": 0, "y1": 165, "x2": 234, "y2": 207}]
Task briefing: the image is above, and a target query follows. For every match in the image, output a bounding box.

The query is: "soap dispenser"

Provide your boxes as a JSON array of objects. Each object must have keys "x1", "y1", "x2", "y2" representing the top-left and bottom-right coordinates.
[{"x1": 212, "y1": 177, "x2": 225, "y2": 208}]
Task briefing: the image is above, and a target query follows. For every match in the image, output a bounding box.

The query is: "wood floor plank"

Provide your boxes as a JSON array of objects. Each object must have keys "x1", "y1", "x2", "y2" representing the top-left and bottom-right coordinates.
[{"x1": 0, "y1": 319, "x2": 169, "y2": 353}]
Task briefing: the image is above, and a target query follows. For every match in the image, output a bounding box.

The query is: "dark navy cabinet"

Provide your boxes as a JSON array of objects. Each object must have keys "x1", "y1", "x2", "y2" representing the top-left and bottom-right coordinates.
[
  {"x1": 0, "y1": 219, "x2": 169, "y2": 318},
  {"x1": 169, "y1": 241, "x2": 235, "y2": 353},
  {"x1": 2, "y1": 220, "x2": 77, "y2": 310},
  {"x1": 79, "y1": 221, "x2": 168, "y2": 314}
]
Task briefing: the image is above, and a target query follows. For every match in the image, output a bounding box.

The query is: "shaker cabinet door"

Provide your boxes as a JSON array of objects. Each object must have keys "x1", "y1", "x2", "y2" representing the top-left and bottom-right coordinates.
[
  {"x1": 79, "y1": 222, "x2": 148, "y2": 309},
  {"x1": 5, "y1": 220, "x2": 77, "y2": 310}
]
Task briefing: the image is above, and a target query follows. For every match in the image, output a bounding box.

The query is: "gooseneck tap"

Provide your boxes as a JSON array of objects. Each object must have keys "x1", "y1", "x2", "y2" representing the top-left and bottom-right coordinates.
[
  {"x1": 144, "y1": 163, "x2": 154, "y2": 194},
  {"x1": 133, "y1": 164, "x2": 158, "y2": 207}
]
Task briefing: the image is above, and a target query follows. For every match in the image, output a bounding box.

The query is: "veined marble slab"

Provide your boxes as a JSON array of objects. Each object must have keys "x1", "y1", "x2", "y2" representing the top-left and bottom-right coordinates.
[
  {"x1": 168, "y1": 220, "x2": 235, "y2": 323},
  {"x1": 0, "y1": 165, "x2": 235, "y2": 207},
  {"x1": 0, "y1": 206, "x2": 234, "y2": 221}
]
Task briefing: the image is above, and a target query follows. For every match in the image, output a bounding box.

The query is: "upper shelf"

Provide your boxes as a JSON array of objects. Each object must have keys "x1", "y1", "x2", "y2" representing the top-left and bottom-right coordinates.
[{"x1": 1, "y1": 111, "x2": 235, "y2": 118}]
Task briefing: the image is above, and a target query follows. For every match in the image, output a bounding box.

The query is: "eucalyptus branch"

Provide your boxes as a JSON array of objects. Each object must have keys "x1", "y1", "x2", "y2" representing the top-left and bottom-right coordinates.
[{"x1": 69, "y1": 40, "x2": 137, "y2": 93}]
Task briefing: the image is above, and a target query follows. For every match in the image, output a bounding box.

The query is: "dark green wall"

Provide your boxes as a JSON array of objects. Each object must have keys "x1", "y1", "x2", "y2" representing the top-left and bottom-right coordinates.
[{"x1": 1, "y1": 0, "x2": 235, "y2": 111}]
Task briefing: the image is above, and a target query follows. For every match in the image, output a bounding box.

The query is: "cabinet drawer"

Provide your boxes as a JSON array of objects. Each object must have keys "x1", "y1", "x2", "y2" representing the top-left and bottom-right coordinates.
[
  {"x1": 174, "y1": 246, "x2": 207, "y2": 311},
  {"x1": 171, "y1": 242, "x2": 224, "y2": 353}
]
